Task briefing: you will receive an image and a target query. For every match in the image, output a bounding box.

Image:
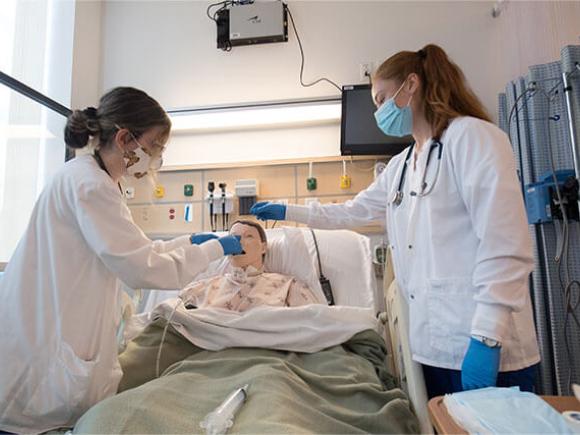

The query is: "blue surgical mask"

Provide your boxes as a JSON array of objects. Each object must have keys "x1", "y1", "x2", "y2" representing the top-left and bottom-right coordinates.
[{"x1": 374, "y1": 81, "x2": 413, "y2": 137}]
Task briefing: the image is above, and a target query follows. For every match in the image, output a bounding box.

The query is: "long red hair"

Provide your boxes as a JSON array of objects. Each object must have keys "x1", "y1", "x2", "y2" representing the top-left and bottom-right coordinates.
[{"x1": 373, "y1": 44, "x2": 491, "y2": 140}]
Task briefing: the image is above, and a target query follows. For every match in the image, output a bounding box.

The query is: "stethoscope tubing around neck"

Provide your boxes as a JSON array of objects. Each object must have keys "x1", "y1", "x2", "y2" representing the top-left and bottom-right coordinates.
[{"x1": 392, "y1": 139, "x2": 443, "y2": 206}]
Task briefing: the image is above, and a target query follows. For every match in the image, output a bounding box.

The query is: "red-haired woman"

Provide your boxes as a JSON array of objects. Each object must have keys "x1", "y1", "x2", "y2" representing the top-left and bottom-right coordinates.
[{"x1": 252, "y1": 44, "x2": 540, "y2": 398}]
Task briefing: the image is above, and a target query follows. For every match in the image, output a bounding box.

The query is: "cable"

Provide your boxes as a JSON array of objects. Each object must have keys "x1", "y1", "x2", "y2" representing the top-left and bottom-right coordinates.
[
  {"x1": 286, "y1": 6, "x2": 342, "y2": 93},
  {"x1": 155, "y1": 299, "x2": 181, "y2": 379},
  {"x1": 207, "y1": 0, "x2": 231, "y2": 22},
  {"x1": 349, "y1": 156, "x2": 378, "y2": 172}
]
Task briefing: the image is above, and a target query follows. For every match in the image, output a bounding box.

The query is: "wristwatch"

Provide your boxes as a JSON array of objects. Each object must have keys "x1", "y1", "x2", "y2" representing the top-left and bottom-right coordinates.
[{"x1": 472, "y1": 334, "x2": 501, "y2": 348}]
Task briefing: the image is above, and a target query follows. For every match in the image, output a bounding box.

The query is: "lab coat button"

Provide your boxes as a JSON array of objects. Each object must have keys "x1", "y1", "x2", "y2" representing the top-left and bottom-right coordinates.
[
  {"x1": 410, "y1": 294, "x2": 415, "y2": 300},
  {"x1": 408, "y1": 244, "x2": 413, "y2": 249}
]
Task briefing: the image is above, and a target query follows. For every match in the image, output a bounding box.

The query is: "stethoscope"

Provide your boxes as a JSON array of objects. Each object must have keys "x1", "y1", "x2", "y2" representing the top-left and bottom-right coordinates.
[{"x1": 392, "y1": 139, "x2": 444, "y2": 206}]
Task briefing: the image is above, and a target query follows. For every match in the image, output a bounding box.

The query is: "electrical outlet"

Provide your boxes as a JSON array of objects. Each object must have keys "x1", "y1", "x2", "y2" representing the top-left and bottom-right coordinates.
[{"x1": 359, "y1": 62, "x2": 374, "y2": 82}]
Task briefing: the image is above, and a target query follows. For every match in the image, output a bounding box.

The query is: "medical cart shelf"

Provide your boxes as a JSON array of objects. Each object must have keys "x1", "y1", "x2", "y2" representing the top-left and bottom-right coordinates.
[{"x1": 428, "y1": 395, "x2": 580, "y2": 434}]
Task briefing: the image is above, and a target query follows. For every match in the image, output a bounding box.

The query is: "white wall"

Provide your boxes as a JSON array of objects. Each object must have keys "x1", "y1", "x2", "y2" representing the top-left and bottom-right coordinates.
[
  {"x1": 71, "y1": 0, "x2": 104, "y2": 110},
  {"x1": 85, "y1": 1, "x2": 580, "y2": 164}
]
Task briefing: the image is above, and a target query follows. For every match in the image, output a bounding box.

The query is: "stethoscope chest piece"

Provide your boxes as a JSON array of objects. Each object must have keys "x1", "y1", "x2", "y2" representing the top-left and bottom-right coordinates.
[{"x1": 392, "y1": 190, "x2": 404, "y2": 206}]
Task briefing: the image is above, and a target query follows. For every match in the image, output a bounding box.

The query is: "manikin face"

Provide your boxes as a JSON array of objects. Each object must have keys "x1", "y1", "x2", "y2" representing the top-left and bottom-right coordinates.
[{"x1": 228, "y1": 223, "x2": 267, "y2": 269}]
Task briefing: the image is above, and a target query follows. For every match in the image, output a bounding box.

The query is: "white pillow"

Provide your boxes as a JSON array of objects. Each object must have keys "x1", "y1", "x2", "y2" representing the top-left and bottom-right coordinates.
[{"x1": 300, "y1": 228, "x2": 376, "y2": 309}]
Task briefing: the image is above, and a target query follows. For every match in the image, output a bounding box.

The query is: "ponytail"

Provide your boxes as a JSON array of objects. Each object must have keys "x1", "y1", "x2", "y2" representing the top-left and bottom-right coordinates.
[{"x1": 373, "y1": 44, "x2": 491, "y2": 139}]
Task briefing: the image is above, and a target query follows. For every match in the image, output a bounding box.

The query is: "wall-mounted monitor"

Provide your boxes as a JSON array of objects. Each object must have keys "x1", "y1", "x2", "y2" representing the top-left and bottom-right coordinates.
[{"x1": 341, "y1": 84, "x2": 413, "y2": 156}]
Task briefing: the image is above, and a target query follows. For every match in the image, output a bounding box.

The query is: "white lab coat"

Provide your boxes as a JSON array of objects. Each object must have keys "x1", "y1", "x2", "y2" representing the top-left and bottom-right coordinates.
[
  {"x1": 288, "y1": 116, "x2": 540, "y2": 372},
  {"x1": 0, "y1": 154, "x2": 224, "y2": 433}
]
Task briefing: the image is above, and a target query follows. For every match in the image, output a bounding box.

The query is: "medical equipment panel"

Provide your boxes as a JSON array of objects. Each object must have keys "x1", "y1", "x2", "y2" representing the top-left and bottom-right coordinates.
[{"x1": 127, "y1": 157, "x2": 386, "y2": 236}]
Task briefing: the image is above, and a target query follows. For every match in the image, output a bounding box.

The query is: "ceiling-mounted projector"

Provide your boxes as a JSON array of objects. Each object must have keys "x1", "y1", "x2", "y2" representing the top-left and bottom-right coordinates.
[{"x1": 216, "y1": 1, "x2": 288, "y2": 50}]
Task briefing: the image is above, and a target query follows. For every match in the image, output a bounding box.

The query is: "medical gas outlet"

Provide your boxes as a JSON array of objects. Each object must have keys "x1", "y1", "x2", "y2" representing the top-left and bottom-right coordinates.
[
  {"x1": 307, "y1": 162, "x2": 317, "y2": 191},
  {"x1": 340, "y1": 161, "x2": 351, "y2": 189},
  {"x1": 154, "y1": 185, "x2": 165, "y2": 199}
]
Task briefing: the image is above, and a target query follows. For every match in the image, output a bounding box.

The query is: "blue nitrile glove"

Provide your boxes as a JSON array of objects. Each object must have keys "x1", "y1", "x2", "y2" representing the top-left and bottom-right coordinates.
[
  {"x1": 218, "y1": 235, "x2": 243, "y2": 256},
  {"x1": 250, "y1": 201, "x2": 286, "y2": 221},
  {"x1": 461, "y1": 337, "x2": 501, "y2": 391},
  {"x1": 190, "y1": 233, "x2": 219, "y2": 245}
]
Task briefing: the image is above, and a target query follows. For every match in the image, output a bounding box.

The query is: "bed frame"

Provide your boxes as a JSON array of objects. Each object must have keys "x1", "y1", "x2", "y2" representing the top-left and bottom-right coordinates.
[{"x1": 382, "y1": 251, "x2": 433, "y2": 434}]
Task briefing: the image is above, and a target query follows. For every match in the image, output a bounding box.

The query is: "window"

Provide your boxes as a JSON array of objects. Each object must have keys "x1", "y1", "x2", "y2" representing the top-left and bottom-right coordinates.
[{"x1": 0, "y1": 0, "x2": 75, "y2": 263}]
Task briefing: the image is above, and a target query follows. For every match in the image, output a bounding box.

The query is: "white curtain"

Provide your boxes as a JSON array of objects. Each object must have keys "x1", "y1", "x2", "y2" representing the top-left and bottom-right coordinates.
[{"x1": 0, "y1": 0, "x2": 75, "y2": 263}]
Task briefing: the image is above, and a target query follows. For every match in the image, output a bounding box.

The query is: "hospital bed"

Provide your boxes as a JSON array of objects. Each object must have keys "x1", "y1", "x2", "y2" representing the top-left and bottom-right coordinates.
[{"x1": 76, "y1": 227, "x2": 427, "y2": 433}]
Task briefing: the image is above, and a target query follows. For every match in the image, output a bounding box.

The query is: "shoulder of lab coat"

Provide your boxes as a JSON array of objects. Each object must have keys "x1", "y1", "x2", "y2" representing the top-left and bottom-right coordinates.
[
  {"x1": 71, "y1": 167, "x2": 224, "y2": 290},
  {"x1": 285, "y1": 149, "x2": 408, "y2": 228},
  {"x1": 445, "y1": 116, "x2": 534, "y2": 343}
]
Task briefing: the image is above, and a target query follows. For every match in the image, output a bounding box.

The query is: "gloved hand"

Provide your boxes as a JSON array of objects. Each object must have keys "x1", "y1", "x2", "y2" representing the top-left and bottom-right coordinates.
[
  {"x1": 250, "y1": 201, "x2": 286, "y2": 221},
  {"x1": 190, "y1": 233, "x2": 219, "y2": 245},
  {"x1": 218, "y1": 235, "x2": 243, "y2": 256},
  {"x1": 461, "y1": 337, "x2": 501, "y2": 391}
]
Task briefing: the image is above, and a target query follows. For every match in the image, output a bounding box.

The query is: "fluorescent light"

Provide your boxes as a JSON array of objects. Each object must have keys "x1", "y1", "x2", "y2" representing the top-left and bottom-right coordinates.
[
  {"x1": 0, "y1": 125, "x2": 56, "y2": 139},
  {"x1": 169, "y1": 101, "x2": 341, "y2": 133}
]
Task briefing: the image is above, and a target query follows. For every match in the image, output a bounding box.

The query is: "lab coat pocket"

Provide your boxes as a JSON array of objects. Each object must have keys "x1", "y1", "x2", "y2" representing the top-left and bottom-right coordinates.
[
  {"x1": 22, "y1": 341, "x2": 97, "y2": 425},
  {"x1": 427, "y1": 277, "x2": 476, "y2": 360}
]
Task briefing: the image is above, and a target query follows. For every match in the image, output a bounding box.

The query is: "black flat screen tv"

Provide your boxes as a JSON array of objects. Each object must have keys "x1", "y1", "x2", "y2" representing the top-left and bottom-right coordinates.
[{"x1": 340, "y1": 84, "x2": 413, "y2": 156}]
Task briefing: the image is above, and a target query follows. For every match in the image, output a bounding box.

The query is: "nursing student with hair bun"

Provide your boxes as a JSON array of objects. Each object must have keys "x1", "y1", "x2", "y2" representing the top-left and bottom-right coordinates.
[
  {"x1": 0, "y1": 87, "x2": 242, "y2": 433},
  {"x1": 253, "y1": 44, "x2": 541, "y2": 398}
]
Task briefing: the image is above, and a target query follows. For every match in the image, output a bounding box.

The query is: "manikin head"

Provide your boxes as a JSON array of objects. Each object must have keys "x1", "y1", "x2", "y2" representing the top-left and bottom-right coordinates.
[{"x1": 228, "y1": 220, "x2": 267, "y2": 270}]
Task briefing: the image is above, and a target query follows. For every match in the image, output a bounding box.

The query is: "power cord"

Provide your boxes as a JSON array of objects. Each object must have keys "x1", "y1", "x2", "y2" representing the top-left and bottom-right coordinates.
[
  {"x1": 207, "y1": 0, "x2": 231, "y2": 22},
  {"x1": 286, "y1": 6, "x2": 342, "y2": 93}
]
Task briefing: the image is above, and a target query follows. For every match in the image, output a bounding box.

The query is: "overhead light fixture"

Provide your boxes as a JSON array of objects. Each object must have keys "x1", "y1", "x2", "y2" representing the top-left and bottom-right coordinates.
[
  {"x1": 0, "y1": 124, "x2": 56, "y2": 139},
  {"x1": 168, "y1": 98, "x2": 341, "y2": 133}
]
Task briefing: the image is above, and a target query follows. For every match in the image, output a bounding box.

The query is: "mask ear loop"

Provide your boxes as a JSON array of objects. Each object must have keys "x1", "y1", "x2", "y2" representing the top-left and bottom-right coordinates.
[{"x1": 392, "y1": 79, "x2": 413, "y2": 109}]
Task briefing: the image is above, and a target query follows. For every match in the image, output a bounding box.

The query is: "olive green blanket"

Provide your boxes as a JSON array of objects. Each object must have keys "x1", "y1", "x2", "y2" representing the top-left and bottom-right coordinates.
[{"x1": 74, "y1": 320, "x2": 419, "y2": 434}]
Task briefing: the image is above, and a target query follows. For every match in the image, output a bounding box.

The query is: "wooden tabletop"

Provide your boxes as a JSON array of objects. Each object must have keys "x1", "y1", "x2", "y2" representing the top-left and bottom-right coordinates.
[{"x1": 428, "y1": 395, "x2": 580, "y2": 434}]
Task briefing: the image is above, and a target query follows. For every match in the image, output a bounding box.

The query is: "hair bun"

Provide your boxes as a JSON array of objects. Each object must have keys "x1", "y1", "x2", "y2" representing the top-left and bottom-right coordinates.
[
  {"x1": 417, "y1": 49, "x2": 427, "y2": 59},
  {"x1": 83, "y1": 106, "x2": 98, "y2": 120},
  {"x1": 64, "y1": 107, "x2": 101, "y2": 149}
]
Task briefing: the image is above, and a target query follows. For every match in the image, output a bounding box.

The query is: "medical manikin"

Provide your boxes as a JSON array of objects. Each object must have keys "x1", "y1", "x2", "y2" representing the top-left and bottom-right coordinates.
[
  {"x1": 181, "y1": 220, "x2": 321, "y2": 311},
  {"x1": 116, "y1": 220, "x2": 323, "y2": 392}
]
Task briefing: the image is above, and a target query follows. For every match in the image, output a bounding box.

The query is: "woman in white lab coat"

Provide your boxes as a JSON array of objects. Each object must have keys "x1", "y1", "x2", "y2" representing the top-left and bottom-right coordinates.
[
  {"x1": 252, "y1": 44, "x2": 541, "y2": 398},
  {"x1": 0, "y1": 87, "x2": 241, "y2": 433}
]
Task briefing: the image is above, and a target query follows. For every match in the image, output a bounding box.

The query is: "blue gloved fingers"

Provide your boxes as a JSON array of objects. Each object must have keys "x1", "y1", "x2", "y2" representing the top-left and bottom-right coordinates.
[
  {"x1": 218, "y1": 235, "x2": 243, "y2": 255},
  {"x1": 461, "y1": 338, "x2": 501, "y2": 391},
  {"x1": 249, "y1": 202, "x2": 286, "y2": 221},
  {"x1": 249, "y1": 202, "x2": 270, "y2": 215},
  {"x1": 190, "y1": 233, "x2": 219, "y2": 245}
]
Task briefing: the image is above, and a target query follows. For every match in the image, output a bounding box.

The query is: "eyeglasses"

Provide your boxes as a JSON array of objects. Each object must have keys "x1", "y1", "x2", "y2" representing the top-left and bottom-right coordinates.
[{"x1": 115, "y1": 124, "x2": 166, "y2": 156}]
